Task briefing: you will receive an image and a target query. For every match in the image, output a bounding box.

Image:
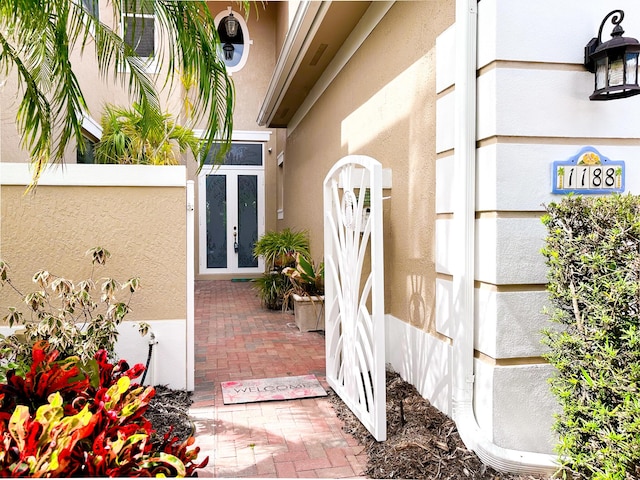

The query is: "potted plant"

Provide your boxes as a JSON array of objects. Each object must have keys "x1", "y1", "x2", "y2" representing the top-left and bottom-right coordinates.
[
  {"x1": 251, "y1": 270, "x2": 289, "y2": 310},
  {"x1": 252, "y1": 228, "x2": 310, "y2": 271},
  {"x1": 283, "y1": 254, "x2": 325, "y2": 332},
  {"x1": 252, "y1": 229, "x2": 310, "y2": 310}
]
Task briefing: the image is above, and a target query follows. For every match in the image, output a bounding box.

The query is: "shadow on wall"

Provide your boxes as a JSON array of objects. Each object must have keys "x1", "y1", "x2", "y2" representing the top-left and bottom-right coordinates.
[
  {"x1": 386, "y1": 269, "x2": 451, "y2": 415},
  {"x1": 408, "y1": 273, "x2": 428, "y2": 330},
  {"x1": 388, "y1": 314, "x2": 452, "y2": 415}
]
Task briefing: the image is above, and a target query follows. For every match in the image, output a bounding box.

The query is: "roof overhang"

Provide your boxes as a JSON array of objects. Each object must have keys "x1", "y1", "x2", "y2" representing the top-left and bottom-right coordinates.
[{"x1": 257, "y1": 1, "x2": 383, "y2": 129}]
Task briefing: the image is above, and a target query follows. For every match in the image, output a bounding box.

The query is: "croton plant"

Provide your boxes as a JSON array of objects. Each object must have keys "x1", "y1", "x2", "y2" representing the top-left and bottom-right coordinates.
[{"x1": 0, "y1": 341, "x2": 207, "y2": 477}]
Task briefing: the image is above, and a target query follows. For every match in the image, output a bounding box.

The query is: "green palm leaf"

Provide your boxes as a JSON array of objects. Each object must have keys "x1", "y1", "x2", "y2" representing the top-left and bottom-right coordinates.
[
  {"x1": 0, "y1": 0, "x2": 252, "y2": 182},
  {"x1": 95, "y1": 102, "x2": 200, "y2": 165}
]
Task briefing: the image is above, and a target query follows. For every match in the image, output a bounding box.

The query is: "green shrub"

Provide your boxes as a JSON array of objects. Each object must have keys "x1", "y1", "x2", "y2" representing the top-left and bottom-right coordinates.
[
  {"x1": 282, "y1": 253, "x2": 324, "y2": 297},
  {"x1": 94, "y1": 103, "x2": 200, "y2": 165},
  {"x1": 0, "y1": 341, "x2": 207, "y2": 477},
  {"x1": 252, "y1": 272, "x2": 289, "y2": 310},
  {"x1": 252, "y1": 229, "x2": 311, "y2": 309},
  {"x1": 541, "y1": 194, "x2": 640, "y2": 479},
  {"x1": 0, "y1": 247, "x2": 148, "y2": 375},
  {"x1": 252, "y1": 228, "x2": 310, "y2": 272}
]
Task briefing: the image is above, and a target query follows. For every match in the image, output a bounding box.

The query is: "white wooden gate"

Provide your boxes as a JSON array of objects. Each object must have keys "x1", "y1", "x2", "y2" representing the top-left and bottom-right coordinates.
[{"x1": 323, "y1": 155, "x2": 386, "y2": 441}]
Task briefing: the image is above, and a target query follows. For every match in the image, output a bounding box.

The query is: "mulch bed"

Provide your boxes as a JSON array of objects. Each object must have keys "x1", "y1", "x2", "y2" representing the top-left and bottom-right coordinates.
[
  {"x1": 327, "y1": 370, "x2": 552, "y2": 480},
  {"x1": 146, "y1": 385, "x2": 195, "y2": 444}
]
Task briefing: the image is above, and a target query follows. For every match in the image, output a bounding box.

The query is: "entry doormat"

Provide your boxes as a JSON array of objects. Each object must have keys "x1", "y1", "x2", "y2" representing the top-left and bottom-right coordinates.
[{"x1": 221, "y1": 374, "x2": 327, "y2": 405}]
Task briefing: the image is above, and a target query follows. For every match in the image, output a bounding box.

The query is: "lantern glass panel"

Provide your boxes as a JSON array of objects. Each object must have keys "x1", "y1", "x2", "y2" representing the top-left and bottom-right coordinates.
[
  {"x1": 225, "y1": 15, "x2": 239, "y2": 37},
  {"x1": 609, "y1": 53, "x2": 625, "y2": 86},
  {"x1": 625, "y1": 53, "x2": 639, "y2": 84},
  {"x1": 596, "y1": 58, "x2": 607, "y2": 89}
]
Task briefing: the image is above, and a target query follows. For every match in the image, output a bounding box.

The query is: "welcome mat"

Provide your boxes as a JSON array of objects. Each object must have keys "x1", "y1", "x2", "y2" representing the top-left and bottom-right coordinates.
[{"x1": 221, "y1": 374, "x2": 327, "y2": 405}]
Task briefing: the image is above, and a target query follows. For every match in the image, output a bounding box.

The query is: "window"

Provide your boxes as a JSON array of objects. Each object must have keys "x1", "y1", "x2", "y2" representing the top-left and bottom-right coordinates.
[
  {"x1": 77, "y1": 115, "x2": 101, "y2": 164},
  {"x1": 202, "y1": 143, "x2": 263, "y2": 166},
  {"x1": 215, "y1": 10, "x2": 250, "y2": 73},
  {"x1": 79, "y1": 0, "x2": 99, "y2": 37},
  {"x1": 81, "y1": 0, "x2": 99, "y2": 18},
  {"x1": 123, "y1": 0, "x2": 155, "y2": 59},
  {"x1": 77, "y1": 133, "x2": 98, "y2": 164}
]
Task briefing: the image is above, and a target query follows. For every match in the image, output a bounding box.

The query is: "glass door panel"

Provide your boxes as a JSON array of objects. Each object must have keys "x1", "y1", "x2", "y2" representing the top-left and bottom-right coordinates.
[
  {"x1": 206, "y1": 175, "x2": 227, "y2": 268},
  {"x1": 237, "y1": 175, "x2": 258, "y2": 268}
]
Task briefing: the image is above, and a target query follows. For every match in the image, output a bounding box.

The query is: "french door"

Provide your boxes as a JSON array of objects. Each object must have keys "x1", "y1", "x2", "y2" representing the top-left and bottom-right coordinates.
[{"x1": 198, "y1": 167, "x2": 265, "y2": 275}]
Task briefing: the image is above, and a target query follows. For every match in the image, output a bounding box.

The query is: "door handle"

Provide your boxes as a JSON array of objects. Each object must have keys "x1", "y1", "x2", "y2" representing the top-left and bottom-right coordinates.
[{"x1": 233, "y1": 226, "x2": 239, "y2": 253}]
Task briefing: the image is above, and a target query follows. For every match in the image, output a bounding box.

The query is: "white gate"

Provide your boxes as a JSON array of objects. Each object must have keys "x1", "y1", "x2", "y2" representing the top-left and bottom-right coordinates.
[{"x1": 323, "y1": 155, "x2": 386, "y2": 441}]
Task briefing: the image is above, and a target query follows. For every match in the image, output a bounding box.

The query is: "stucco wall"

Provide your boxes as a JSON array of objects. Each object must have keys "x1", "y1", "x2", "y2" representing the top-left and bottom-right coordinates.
[
  {"x1": 277, "y1": 0, "x2": 640, "y2": 457},
  {"x1": 0, "y1": 166, "x2": 187, "y2": 322},
  {"x1": 281, "y1": 1, "x2": 455, "y2": 305},
  {"x1": 434, "y1": 0, "x2": 640, "y2": 454},
  {"x1": 0, "y1": 1, "x2": 179, "y2": 164},
  {"x1": 0, "y1": 0, "x2": 281, "y2": 283},
  {"x1": 0, "y1": 163, "x2": 191, "y2": 388}
]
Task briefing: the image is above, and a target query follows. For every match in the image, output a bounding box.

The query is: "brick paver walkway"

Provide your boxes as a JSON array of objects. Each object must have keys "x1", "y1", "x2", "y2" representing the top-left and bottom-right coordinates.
[{"x1": 190, "y1": 280, "x2": 367, "y2": 478}]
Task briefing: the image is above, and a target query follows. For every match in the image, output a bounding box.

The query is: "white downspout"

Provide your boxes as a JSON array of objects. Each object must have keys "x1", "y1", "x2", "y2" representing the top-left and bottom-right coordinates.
[{"x1": 451, "y1": 0, "x2": 558, "y2": 474}]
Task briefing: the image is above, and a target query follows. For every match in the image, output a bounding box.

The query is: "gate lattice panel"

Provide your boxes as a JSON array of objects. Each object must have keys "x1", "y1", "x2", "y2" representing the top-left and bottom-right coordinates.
[{"x1": 323, "y1": 155, "x2": 386, "y2": 441}]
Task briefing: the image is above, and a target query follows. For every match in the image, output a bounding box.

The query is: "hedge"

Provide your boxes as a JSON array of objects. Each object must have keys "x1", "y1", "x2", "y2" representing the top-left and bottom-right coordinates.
[{"x1": 542, "y1": 194, "x2": 640, "y2": 479}]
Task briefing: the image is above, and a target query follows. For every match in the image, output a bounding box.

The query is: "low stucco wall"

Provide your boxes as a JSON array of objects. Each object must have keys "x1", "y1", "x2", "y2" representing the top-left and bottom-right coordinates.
[
  {"x1": 0, "y1": 163, "x2": 191, "y2": 388},
  {"x1": 0, "y1": 166, "x2": 186, "y2": 321}
]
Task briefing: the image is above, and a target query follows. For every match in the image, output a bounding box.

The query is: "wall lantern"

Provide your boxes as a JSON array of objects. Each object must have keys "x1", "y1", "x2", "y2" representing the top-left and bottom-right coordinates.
[
  {"x1": 584, "y1": 9, "x2": 640, "y2": 100},
  {"x1": 224, "y1": 11, "x2": 239, "y2": 38},
  {"x1": 222, "y1": 43, "x2": 234, "y2": 60}
]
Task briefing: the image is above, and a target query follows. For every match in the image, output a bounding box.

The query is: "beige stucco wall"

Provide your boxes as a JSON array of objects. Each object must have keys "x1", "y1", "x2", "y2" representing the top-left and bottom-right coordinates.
[
  {"x1": 224, "y1": 1, "x2": 280, "y2": 236},
  {"x1": 0, "y1": 184, "x2": 186, "y2": 322},
  {"x1": 0, "y1": 71, "x2": 26, "y2": 163},
  {"x1": 73, "y1": 2, "x2": 155, "y2": 128},
  {"x1": 275, "y1": 2, "x2": 290, "y2": 58},
  {"x1": 281, "y1": 1, "x2": 454, "y2": 326},
  {"x1": 0, "y1": 0, "x2": 282, "y2": 283}
]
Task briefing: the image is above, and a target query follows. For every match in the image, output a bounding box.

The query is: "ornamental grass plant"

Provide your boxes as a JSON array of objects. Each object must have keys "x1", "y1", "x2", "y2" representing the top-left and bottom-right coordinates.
[{"x1": 252, "y1": 228, "x2": 310, "y2": 272}]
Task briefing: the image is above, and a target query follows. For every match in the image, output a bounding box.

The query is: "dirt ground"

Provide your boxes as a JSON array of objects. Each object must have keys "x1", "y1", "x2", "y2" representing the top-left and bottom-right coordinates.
[{"x1": 327, "y1": 370, "x2": 553, "y2": 480}]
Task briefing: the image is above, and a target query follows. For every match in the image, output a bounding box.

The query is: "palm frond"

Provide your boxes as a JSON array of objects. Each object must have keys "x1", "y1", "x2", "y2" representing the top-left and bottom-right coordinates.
[
  {"x1": 0, "y1": 30, "x2": 52, "y2": 177},
  {"x1": 150, "y1": 0, "x2": 238, "y2": 169},
  {"x1": 94, "y1": 102, "x2": 199, "y2": 165},
  {"x1": 0, "y1": 0, "x2": 256, "y2": 182}
]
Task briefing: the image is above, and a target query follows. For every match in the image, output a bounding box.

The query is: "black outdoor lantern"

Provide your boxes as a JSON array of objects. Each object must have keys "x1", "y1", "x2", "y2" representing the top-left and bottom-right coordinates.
[
  {"x1": 584, "y1": 9, "x2": 640, "y2": 100},
  {"x1": 223, "y1": 42, "x2": 234, "y2": 60},
  {"x1": 224, "y1": 11, "x2": 240, "y2": 38}
]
